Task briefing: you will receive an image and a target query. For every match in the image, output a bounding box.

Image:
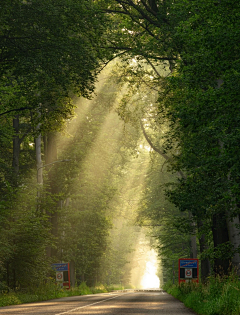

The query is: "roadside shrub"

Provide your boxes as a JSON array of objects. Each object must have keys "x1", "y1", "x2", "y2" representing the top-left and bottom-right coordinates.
[
  {"x1": 78, "y1": 282, "x2": 92, "y2": 295},
  {"x1": 165, "y1": 272, "x2": 240, "y2": 315}
]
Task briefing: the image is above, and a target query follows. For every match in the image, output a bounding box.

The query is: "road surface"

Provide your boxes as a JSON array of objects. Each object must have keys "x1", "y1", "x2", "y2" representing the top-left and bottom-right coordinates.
[{"x1": 0, "y1": 290, "x2": 196, "y2": 315}]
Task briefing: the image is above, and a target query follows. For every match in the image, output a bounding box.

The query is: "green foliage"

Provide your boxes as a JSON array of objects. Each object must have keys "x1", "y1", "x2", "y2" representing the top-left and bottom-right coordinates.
[
  {"x1": 103, "y1": 0, "x2": 240, "y2": 272},
  {"x1": 159, "y1": 0, "x2": 240, "y2": 269},
  {"x1": 165, "y1": 273, "x2": 240, "y2": 315},
  {"x1": 1, "y1": 0, "x2": 240, "y2": 297},
  {"x1": 0, "y1": 281, "x2": 121, "y2": 307},
  {"x1": 98, "y1": 222, "x2": 139, "y2": 286},
  {"x1": 0, "y1": 0, "x2": 111, "y2": 138},
  {"x1": 0, "y1": 0, "x2": 113, "y2": 290},
  {"x1": 48, "y1": 66, "x2": 140, "y2": 287},
  {"x1": 77, "y1": 282, "x2": 93, "y2": 295},
  {"x1": 0, "y1": 179, "x2": 52, "y2": 289}
]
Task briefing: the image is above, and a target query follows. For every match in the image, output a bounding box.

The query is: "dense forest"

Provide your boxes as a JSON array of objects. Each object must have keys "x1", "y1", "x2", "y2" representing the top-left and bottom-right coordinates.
[{"x1": 0, "y1": 0, "x2": 240, "y2": 290}]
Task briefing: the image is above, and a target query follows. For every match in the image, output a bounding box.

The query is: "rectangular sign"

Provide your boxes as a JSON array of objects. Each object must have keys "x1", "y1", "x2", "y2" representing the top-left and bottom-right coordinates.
[
  {"x1": 179, "y1": 260, "x2": 198, "y2": 268},
  {"x1": 52, "y1": 263, "x2": 69, "y2": 271},
  {"x1": 56, "y1": 272, "x2": 63, "y2": 281},
  {"x1": 185, "y1": 269, "x2": 193, "y2": 278},
  {"x1": 179, "y1": 258, "x2": 199, "y2": 285}
]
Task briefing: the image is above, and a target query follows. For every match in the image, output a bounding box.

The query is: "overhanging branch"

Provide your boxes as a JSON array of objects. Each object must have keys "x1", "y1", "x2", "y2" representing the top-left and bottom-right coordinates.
[
  {"x1": 140, "y1": 119, "x2": 186, "y2": 179},
  {"x1": 140, "y1": 119, "x2": 170, "y2": 160},
  {"x1": 0, "y1": 107, "x2": 33, "y2": 116}
]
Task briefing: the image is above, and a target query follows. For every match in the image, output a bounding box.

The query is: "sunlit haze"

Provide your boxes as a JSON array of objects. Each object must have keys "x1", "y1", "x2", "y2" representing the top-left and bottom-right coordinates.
[
  {"x1": 57, "y1": 62, "x2": 162, "y2": 289},
  {"x1": 141, "y1": 260, "x2": 160, "y2": 289},
  {"x1": 131, "y1": 234, "x2": 161, "y2": 289}
]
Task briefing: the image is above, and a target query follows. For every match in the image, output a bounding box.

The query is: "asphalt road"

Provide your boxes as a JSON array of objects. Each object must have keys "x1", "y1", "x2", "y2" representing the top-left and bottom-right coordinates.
[{"x1": 0, "y1": 290, "x2": 196, "y2": 315}]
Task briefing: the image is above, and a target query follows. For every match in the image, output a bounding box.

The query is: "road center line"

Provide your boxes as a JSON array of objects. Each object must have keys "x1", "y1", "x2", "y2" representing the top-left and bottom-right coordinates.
[{"x1": 55, "y1": 293, "x2": 129, "y2": 315}]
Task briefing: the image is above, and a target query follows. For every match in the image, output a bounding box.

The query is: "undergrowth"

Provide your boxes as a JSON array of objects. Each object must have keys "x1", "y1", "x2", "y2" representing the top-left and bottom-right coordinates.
[
  {"x1": 0, "y1": 282, "x2": 126, "y2": 307},
  {"x1": 163, "y1": 272, "x2": 240, "y2": 315}
]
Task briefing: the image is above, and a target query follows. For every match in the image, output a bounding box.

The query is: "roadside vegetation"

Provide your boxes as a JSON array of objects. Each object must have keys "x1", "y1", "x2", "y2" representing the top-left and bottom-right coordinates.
[
  {"x1": 1, "y1": 0, "x2": 240, "y2": 307},
  {"x1": 0, "y1": 282, "x2": 129, "y2": 307},
  {"x1": 164, "y1": 273, "x2": 240, "y2": 315}
]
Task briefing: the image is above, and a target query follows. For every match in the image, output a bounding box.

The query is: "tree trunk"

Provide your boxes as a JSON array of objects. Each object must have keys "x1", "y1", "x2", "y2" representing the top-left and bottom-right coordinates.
[
  {"x1": 197, "y1": 220, "x2": 211, "y2": 282},
  {"x1": 199, "y1": 234, "x2": 211, "y2": 282},
  {"x1": 217, "y1": 137, "x2": 239, "y2": 272},
  {"x1": 12, "y1": 116, "x2": 20, "y2": 179},
  {"x1": 36, "y1": 123, "x2": 43, "y2": 216},
  {"x1": 190, "y1": 235, "x2": 197, "y2": 258},
  {"x1": 36, "y1": 127, "x2": 42, "y2": 184},
  {"x1": 189, "y1": 215, "x2": 197, "y2": 258},
  {"x1": 45, "y1": 132, "x2": 58, "y2": 166},
  {"x1": 226, "y1": 174, "x2": 240, "y2": 272},
  {"x1": 70, "y1": 261, "x2": 76, "y2": 287},
  {"x1": 199, "y1": 238, "x2": 211, "y2": 281},
  {"x1": 219, "y1": 138, "x2": 240, "y2": 271},
  {"x1": 212, "y1": 213, "x2": 230, "y2": 274},
  {"x1": 44, "y1": 132, "x2": 58, "y2": 257},
  {"x1": 226, "y1": 215, "x2": 240, "y2": 272}
]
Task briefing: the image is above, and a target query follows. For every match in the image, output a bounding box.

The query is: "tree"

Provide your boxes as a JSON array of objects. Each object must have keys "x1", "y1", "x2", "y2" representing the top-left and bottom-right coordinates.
[
  {"x1": 151, "y1": 0, "x2": 240, "y2": 274},
  {"x1": 100, "y1": 0, "x2": 240, "y2": 276},
  {"x1": 44, "y1": 66, "x2": 133, "y2": 285},
  {"x1": 0, "y1": 0, "x2": 113, "y2": 288}
]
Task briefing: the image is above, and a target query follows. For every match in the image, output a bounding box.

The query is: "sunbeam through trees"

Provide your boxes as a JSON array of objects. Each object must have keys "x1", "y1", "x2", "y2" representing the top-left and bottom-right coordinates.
[{"x1": 0, "y1": 0, "x2": 240, "y2": 302}]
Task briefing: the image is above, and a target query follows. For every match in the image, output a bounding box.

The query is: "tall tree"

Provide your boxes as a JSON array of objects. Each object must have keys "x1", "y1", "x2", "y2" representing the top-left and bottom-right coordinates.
[
  {"x1": 0, "y1": 0, "x2": 113, "y2": 288},
  {"x1": 100, "y1": 0, "x2": 240, "y2": 275}
]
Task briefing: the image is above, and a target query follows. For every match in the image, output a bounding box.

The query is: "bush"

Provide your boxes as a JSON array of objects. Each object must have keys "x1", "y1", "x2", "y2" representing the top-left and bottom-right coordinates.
[
  {"x1": 165, "y1": 273, "x2": 240, "y2": 315},
  {"x1": 0, "y1": 281, "x2": 126, "y2": 307}
]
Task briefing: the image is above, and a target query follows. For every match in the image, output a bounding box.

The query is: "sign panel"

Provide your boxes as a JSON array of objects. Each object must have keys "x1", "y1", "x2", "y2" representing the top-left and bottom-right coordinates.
[
  {"x1": 185, "y1": 269, "x2": 192, "y2": 278},
  {"x1": 178, "y1": 258, "x2": 199, "y2": 285},
  {"x1": 179, "y1": 260, "x2": 198, "y2": 268},
  {"x1": 56, "y1": 272, "x2": 63, "y2": 281},
  {"x1": 52, "y1": 263, "x2": 71, "y2": 289},
  {"x1": 52, "y1": 263, "x2": 69, "y2": 271}
]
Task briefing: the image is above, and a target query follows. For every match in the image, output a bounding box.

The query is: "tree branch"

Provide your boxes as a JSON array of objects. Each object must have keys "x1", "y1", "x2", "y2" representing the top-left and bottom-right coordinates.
[
  {"x1": 103, "y1": 45, "x2": 177, "y2": 62},
  {"x1": 148, "y1": 0, "x2": 159, "y2": 13},
  {"x1": 97, "y1": 50, "x2": 129, "y2": 73},
  {"x1": 140, "y1": 119, "x2": 170, "y2": 160},
  {"x1": 101, "y1": 9, "x2": 130, "y2": 15},
  {"x1": 116, "y1": 0, "x2": 166, "y2": 26},
  {"x1": 0, "y1": 107, "x2": 33, "y2": 116},
  {"x1": 139, "y1": 77, "x2": 159, "y2": 92},
  {"x1": 145, "y1": 57, "x2": 161, "y2": 77},
  {"x1": 140, "y1": 0, "x2": 158, "y2": 16},
  {"x1": 140, "y1": 119, "x2": 186, "y2": 179}
]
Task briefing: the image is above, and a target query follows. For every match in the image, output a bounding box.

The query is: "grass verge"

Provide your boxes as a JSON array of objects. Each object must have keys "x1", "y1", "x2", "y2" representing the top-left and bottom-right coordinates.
[
  {"x1": 163, "y1": 273, "x2": 240, "y2": 315},
  {"x1": 0, "y1": 282, "x2": 126, "y2": 307}
]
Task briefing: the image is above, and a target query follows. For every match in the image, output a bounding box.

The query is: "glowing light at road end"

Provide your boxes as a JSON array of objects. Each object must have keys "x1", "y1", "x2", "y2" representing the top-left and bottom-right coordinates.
[{"x1": 140, "y1": 256, "x2": 160, "y2": 289}]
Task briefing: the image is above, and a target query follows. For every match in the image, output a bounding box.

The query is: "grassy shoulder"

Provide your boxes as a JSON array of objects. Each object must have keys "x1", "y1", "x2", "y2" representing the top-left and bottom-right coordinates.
[
  {"x1": 0, "y1": 282, "x2": 128, "y2": 307},
  {"x1": 163, "y1": 274, "x2": 240, "y2": 315}
]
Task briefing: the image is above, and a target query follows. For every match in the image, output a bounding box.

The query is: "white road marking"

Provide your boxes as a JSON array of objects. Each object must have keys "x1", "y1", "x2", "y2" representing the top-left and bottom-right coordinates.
[{"x1": 55, "y1": 293, "x2": 128, "y2": 315}]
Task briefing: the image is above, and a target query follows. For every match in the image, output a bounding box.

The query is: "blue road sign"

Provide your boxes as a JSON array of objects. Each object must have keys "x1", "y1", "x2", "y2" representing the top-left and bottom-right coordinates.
[
  {"x1": 179, "y1": 260, "x2": 198, "y2": 268},
  {"x1": 52, "y1": 263, "x2": 69, "y2": 271}
]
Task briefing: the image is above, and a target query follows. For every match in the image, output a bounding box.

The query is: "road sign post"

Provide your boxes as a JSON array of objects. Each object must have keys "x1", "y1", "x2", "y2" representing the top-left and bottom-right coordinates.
[
  {"x1": 178, "y1": 258, "x2": 199, "y2": 285},
  {"x1": 52, "y1": 263, "x2": 70, "y2": 289}
]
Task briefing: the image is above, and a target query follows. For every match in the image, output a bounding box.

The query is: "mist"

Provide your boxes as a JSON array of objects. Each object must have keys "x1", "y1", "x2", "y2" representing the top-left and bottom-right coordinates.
[{"x1": 54, "y1": 61, "x2": 162, "y2": 288}]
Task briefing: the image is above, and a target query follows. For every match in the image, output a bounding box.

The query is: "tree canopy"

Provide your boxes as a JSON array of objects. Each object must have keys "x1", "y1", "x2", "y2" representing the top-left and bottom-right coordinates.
[{"x1": 0, "y1": 0, "x2": 240, "y2": 290}]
